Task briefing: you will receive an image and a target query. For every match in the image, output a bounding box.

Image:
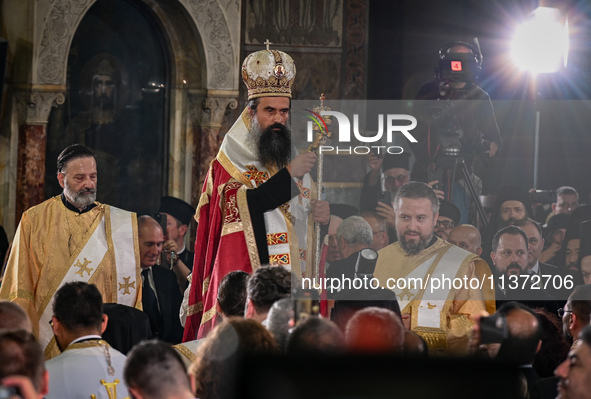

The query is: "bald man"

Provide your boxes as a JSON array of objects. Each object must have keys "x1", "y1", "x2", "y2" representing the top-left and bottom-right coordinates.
[
  {"x1": 481, "y1": 302, "x2": 543, "y2": 399},
  {"x1": 138, "y1": 215, "x2": 184, "y2": 344},
  {"x1": 448, "y1": 224, "x2": 482, "y2": 256}
]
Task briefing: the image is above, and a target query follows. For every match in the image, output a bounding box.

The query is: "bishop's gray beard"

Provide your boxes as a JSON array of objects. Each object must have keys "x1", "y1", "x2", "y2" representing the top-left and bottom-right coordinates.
[
  {"x1": 250, "y1": 117, "x2": 293, "y2": 170},
  {"x1": 64, "y1": 179, "x2": 97, "y2": 209}
]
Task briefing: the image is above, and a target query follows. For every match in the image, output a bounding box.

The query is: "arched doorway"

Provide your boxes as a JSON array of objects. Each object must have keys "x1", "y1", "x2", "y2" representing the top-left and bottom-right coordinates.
[
  {"x1": 5, "y1": 0, "x2": 238, "y2": 229},
  {"x1": 46, "y1": 0, "x2": 168, "y2": 215}
]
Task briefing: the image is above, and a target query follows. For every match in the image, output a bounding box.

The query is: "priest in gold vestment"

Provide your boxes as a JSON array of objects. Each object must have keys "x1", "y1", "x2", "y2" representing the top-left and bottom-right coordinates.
[
  {"x1": 0, "y1": 144, "x2": 141, "y2": 358},
  {"x1": 374, "y1": 181, "x2": 495, "y2": 354}
]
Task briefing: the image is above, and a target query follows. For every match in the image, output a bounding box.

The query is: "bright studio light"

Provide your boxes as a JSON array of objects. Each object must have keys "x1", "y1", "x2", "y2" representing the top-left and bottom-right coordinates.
[{"x1": 511, "y1": 7, "x2": 569, "y2": 73}]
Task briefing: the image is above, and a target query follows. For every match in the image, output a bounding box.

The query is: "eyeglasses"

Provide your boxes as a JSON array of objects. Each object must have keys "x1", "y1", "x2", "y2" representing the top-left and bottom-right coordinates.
[
  {"x1": 436, "y1": 220, "x2": 455, "y2": 230},
  {"x1": 385, "y1": 174, "x2": 410, "y2": 184},
  {"x1": 372, "y1": 230, "x2": 386, "y2": 235},
  {"x1": 558, "y1": 308, "x2": 573, "y2": 317}
]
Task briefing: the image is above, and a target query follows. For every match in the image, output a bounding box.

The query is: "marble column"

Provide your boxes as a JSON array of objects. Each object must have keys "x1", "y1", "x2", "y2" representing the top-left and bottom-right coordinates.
[{"x1": 14, "y1": 87, "x2": 65, "y2": 222}]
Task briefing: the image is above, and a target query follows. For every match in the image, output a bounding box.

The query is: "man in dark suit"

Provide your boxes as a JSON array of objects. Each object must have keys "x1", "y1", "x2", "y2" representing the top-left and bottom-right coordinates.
[
  {"x1": 326, "y1": 216, "x2": 401, "y2": 330},
  {"x1": 516, "y1": 219, "x2": 560, "y2": 277},
  {"x1": 158, "y1": 196, "x2": 195, "y2": 292},
  {"x1": 138, "y1": 215, "x2": 184, "y2": 344},
  {"x1": 515, "y1": 219, "x2": 564, "y2": 305},
  {"x1": 490, "y1": 226, "x2": 557, "y2": 313}
]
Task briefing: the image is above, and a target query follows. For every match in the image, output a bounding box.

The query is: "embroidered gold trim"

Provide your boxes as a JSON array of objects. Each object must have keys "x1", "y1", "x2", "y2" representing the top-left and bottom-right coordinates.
[
  {"x1": 269, "y1": 253, "x2": 290, "y2": 266},
  {"x1": 413, "y1": 327, "x2": 447, "y2": 350},
  {"x1": 201, "y1": 306, "x2": 217, "y2": 325},
  {"x1": 8, "y1": 289, "x2": 34, "y2": 303},
  {"x1": 187, "y1": 302, "x2": 204, "y2": 317},
  {"x1": 173, "y1": 344, "x2": 197, "y2": 362},
  {"x1": 218, "y1": 150, "x2": 251, "y2": 187},
  {"x1": 236, "y1": 186, "x2": 261, "y2": 270},
  {"x1": 196, "y1": 165, "x2": 215, "y2": 223},
  {"x1": 222, "y1": 222, "x2": 243, "y2": 237},
  {"x1": 65, "y1": 339, "x2": 111, "y2": 351},
  {"x1": 104, "y1": 205, "x2": 118, "y2": 302},
  {"x1": 241, "y1": 107, "x2": 252, "y2": 132},
  {"x1": 131, "y1": 212, "x2": 142, "y2": 310},
  {"x1": 202, "y1": 276, "x2": 210, "y2": 297},
  {"x1": 267, "y1": 232, "x2": 288, "y2": 246}
]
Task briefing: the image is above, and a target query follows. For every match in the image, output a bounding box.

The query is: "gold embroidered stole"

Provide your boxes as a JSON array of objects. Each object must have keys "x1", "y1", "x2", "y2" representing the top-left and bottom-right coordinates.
[{"x1": 40, "y1": 206, "x2": 139, "y2": 358}]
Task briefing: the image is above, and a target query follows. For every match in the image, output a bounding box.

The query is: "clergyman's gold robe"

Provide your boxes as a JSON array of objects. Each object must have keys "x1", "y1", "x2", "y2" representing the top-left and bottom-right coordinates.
[
  {"x1": 374, "y1": 237, "x2": 495, "y2": 354},
  {"x1": 0, "y1": 196, "x2": 141, "y2": 358}
]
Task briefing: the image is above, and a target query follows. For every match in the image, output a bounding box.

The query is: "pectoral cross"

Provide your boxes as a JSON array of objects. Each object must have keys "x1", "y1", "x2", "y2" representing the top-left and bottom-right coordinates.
[
  {"x1": 264, "y1": 39, "x2": 272, "y2": 50},
  {"x1": 74, "y1": 258, "x2": 93, "y2": 277}
]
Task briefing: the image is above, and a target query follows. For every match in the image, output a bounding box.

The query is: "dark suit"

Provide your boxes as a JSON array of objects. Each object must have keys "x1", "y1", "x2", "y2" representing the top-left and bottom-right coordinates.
[
  {"x1": 102, "y1": 303, "x2": 153, "y2": 354},
  {"x1": 179, "y1": 249, "x2": 194, "y2": 272},
  {"x1": 533, "y1": 261, "x2": 567, "y2": 306},
  {"x1": 537, "y1": 262, "x2": 559, "y2": 276},
  {"x1": 147, "y1": 265, "x2": 184, "y2": 344},
  {"x1": 520, "y1": 366, "x2": 543, "y2": 399},
  {"x1": 327, "y1": 251, "x2": 401, "y2": 331}
]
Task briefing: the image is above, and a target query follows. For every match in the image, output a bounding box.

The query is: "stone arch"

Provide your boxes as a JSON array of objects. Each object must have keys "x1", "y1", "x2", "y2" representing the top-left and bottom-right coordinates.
[{"x1": 35, "y1": 0, "x2": 239, "y2": 91}]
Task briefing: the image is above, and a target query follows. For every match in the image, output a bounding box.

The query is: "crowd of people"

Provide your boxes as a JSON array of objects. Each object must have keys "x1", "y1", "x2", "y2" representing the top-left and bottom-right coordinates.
[{"x1": 1, "y1": 42, "x2": 591, "y2": 399}]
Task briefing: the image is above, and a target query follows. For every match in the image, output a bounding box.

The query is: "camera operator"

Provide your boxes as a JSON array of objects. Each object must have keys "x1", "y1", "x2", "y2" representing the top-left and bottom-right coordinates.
[{"x1": 411, "y1": 41, "x2": 501, "y2": 224}]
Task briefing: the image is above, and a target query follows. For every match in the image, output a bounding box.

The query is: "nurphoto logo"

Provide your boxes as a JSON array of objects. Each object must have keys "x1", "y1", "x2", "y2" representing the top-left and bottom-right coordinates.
[{"x1": 303, "y1": 107, "x2": 418, "y2": 154}]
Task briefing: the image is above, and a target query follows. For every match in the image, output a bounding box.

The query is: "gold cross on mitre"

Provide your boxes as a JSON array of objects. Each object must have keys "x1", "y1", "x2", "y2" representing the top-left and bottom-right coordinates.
[
  {"x1": 74, "y1": 258, "x2": 94, "y2": 277},
  {"x1": 118, "y1": 276, "x2": 135, "y2": 295},
  {"x1": 264, "y1": 39, "x2": 272, "y2": 50}
]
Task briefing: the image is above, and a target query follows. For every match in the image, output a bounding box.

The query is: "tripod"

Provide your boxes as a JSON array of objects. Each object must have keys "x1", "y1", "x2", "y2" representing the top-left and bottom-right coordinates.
[{"x1": 431, "y1": 154, "x2": 489, "y2": 229}]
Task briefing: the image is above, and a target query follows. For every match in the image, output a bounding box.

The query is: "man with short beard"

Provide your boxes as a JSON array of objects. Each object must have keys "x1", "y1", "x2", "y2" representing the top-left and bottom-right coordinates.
[
  {"x1": 373, "y1": 182, "x2": 494, "y2": 354},
  {"x1": 0, "y1": 144, "x2": 141, "y2": 359},
  {"x1": 184, "y1": 47, "x2": 330, "y2": 340},
  {"x1": 480, "y1": 184, "x2": 534, "y2": 267},
  {"x1": 490, "y1": 226, "x2": 556, "y2": 311}
]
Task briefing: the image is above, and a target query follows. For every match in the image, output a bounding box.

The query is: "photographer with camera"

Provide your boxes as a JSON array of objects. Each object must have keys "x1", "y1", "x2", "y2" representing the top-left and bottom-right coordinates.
[{"x1": 411, "y1": 41, "x2": 501, "y2": 225}]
